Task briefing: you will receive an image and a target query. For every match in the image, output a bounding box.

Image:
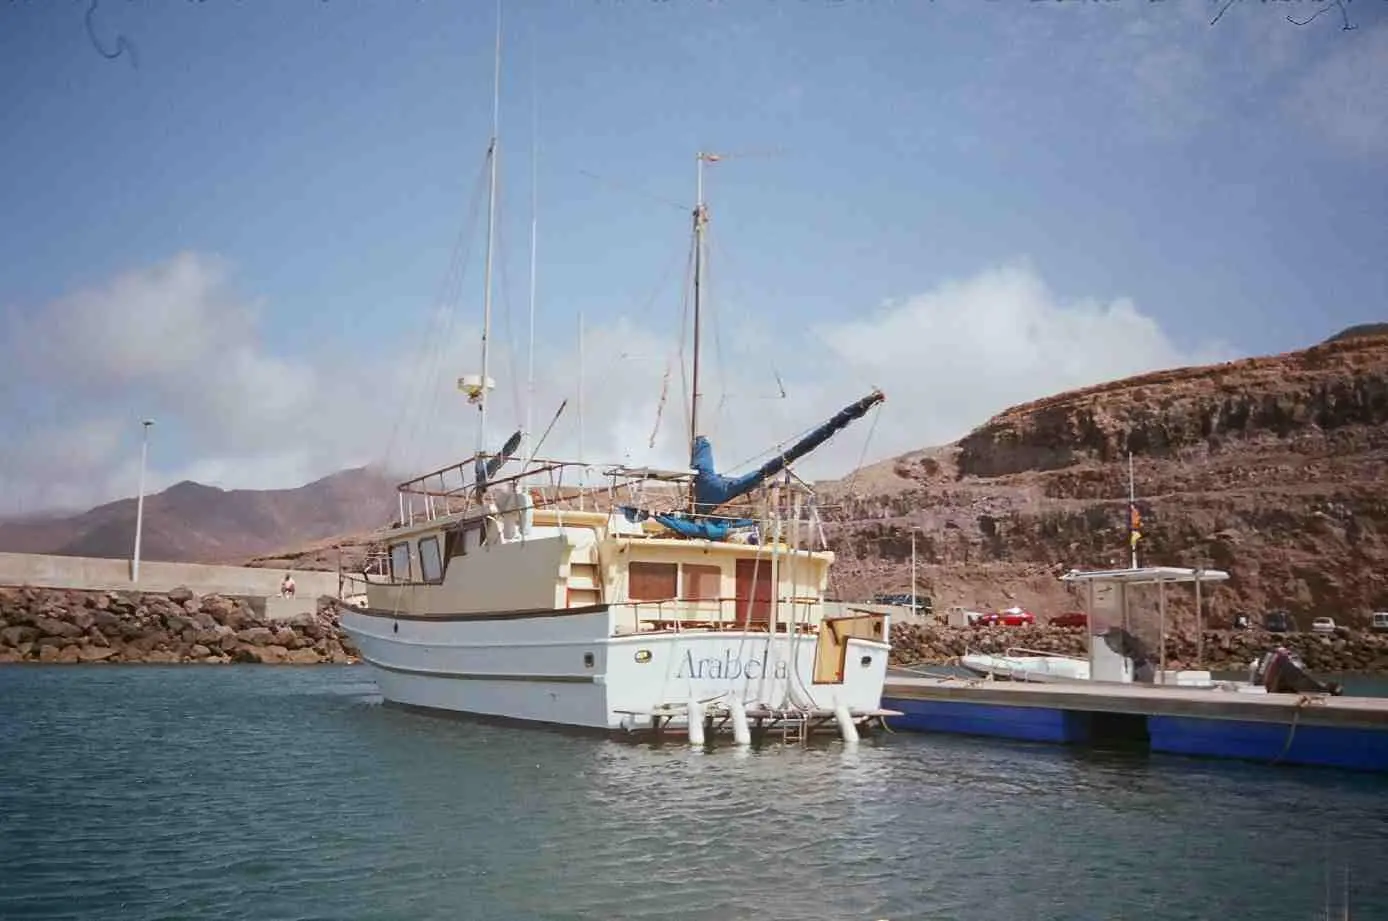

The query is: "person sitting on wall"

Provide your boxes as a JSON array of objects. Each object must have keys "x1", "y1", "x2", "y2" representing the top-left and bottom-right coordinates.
[{"x1": 281, "y1": 573, "x2": 296, "y2": 598}]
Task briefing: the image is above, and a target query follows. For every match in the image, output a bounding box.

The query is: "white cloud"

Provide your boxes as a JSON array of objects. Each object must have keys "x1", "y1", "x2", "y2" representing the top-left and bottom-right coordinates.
[{"x1": 0, "y1": 252, "x2": 1228, "y2": 516}]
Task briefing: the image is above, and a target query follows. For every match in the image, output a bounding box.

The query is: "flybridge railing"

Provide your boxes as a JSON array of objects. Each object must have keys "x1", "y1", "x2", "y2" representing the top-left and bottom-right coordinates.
[
  {"x1": 391, "y1": 453, "x2": 831, "y2": 550},
  {"x1": 396, "y1": 456, "x2": 578, "y2": 527},
  {"x1": 394, "y1": 455, "x2": 696, "y2": 527}
]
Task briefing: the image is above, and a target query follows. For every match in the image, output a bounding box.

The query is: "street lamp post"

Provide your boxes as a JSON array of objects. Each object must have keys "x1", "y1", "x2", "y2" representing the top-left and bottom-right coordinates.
[
  {"x1": 132, "y1": 419, "x2": 154, "y2": 583},
  {"x1": 910, "y1": 527, "x2": 918, "y2": 614}
]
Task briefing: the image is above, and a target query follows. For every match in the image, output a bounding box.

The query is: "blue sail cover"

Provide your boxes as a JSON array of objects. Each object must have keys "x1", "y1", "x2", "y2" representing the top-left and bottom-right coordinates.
[
  {"x1": 690, "y1": 388, "x2": 885, "y2": 515},
  {"x1": 652, "y1": 513, "x2": 757, "y2": 541},
  {"x1": 616, "y1": 387, "x2": 883, "y2": 542},
  {"x1": 618, "y1": 506, "x2": 757, "y2": 542}
]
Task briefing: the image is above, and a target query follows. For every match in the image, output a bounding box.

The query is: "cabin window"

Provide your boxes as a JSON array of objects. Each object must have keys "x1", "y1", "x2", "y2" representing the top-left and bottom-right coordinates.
[
  {"x1": 389, "y1": 542, "x2": 412, "y2": 582},
  {"x1": 683, "y1": 563, "x2": 721, "y2": 600},
  {"x1": 418, "y1": 536, "x2": 444, "y2": 584},
  {"x1": 629, "y1": 562, "x2": 677, "y2": 601}
]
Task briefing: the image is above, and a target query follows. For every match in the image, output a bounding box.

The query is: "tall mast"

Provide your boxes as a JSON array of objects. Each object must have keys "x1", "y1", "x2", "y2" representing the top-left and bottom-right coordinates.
[
  {"x1": 524, "y1": 22, "x2": 538, "y2": 466},
  {"x1": 578, "y1": 311, "x2": 586, "y2": 465},
  {"x1": 910, "y1": 527, "x2": 917, "y2": 609},
  {"x1": 578, "y1": 310, "x2": 586, "y2": 509},
  {"x1": 690, "y1": 151, "x2": 717, "y2": 455},
  {"x1": 478, "y1": 1, "x2": 502, "y2": 454}
]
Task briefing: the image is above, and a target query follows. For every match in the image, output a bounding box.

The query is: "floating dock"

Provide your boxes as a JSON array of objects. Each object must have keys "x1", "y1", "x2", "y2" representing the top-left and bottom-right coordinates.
[{"x1": 882, "y1": 674, "x2": 1388, "y2": 773}]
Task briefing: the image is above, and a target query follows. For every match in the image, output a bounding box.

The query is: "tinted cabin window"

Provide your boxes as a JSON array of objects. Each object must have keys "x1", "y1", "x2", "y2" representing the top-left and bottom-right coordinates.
[
  {"x1": 389, "y1": 542, "x2": 412, "y2": 582},
  {"x1": 629, "y1": 562, "x2": 677, "y2": 601},
  {"x1": 418, "y1": 536, "x2": 443, "y2": 584},
  {"x1": 444, "y1": 526, "x2": 467, "y2": 560},
  {"x1": 683, "y1": 564, "x2": 721, "y2": 600}
]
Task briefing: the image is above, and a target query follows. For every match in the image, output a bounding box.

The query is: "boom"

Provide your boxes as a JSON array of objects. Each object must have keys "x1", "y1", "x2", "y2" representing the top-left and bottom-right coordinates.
[{"x1": 690, "y1": 388, "x2": 885, "y2": 515}]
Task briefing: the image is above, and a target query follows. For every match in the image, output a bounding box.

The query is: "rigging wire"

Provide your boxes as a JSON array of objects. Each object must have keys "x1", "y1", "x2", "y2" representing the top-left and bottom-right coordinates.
[
  {"x1": 380, "y1": 150, "x2": 492, "y2": 474},
  {"x1": 706, "y1": 231, "x2": 787, "y2": 403},
  {"x1": 490, "y1": 166, "x2": 527, "y2": 430},
  {"x1": 630, "y1": 238, "x2": 696, "y2": 452},
  {"x1": 416, "y1": 147, "x2": 497, "y2": 470},
  {"x1": 674, "y1": 226, "x2": 698, "y2": 454}
]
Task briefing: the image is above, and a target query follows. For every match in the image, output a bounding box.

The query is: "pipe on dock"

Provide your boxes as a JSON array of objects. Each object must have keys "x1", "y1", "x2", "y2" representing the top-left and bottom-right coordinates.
[
  {"x1": 835, "y1": 704, "x2": 859, "y2": 744},
  {"x1": 687, "y1": 698, "x2": 706, "y2": 747},
  {"x1": 729, "y1": 697, "x2": 752, "y2": 746}
]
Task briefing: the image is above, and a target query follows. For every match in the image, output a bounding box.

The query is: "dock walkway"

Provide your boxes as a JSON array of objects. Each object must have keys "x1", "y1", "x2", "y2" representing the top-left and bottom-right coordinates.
[{"x1": 881, "y1": 675, "x2": 1388, "y2": 772}]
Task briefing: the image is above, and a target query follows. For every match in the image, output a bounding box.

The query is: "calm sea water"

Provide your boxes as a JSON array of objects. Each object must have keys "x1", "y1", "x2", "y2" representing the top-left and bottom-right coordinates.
[{"x1": 2, "y1": 666, "x2": 1385, "y2": 921}]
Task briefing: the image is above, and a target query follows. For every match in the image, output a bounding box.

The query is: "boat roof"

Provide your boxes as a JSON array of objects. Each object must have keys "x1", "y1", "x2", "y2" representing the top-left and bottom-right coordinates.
[{"x1": 1060, "y1": 565, "x2": 1231, "y2": 586}]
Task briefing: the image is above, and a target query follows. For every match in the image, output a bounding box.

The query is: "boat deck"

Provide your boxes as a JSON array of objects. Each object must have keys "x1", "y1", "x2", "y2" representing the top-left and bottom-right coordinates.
[{"x1": 882, "y1": 674, "x2": 1388, "y2": 772}]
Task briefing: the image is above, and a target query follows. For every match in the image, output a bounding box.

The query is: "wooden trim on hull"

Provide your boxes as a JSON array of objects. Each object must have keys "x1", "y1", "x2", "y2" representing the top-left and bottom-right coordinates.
[
  {"x1": 362, "y1": 656, "x2": 598, "y2": 683},
  {"x1": 349, "y1": 603, "x2": 610, "y2": 623}
]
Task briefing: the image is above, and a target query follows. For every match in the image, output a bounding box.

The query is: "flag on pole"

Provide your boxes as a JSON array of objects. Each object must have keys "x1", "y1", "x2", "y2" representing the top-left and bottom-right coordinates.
[{"x1": 1129, "y1": 503, "x2": 1143, "y2": 549}]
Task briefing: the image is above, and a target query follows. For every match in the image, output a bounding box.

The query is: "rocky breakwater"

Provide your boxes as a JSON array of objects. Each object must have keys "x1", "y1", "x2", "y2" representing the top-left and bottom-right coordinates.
[
  {"x1": 890, "y1": 624, "x2": 1087, "y2": 667},
  {"x1": 889, "y1": 623, "x2": 1388, "y2": 675},
  {"x1": 0, "y1": 585, "x2": 360, "y2": 665}
]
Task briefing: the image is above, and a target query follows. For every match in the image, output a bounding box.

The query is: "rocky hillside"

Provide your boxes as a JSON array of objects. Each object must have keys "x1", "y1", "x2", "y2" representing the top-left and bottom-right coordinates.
[
  {"x1": 0, "y1": 467, "x2": 398, "y2": 565},
  {"x1": 818, "y1": 329, "x2": 1388, "y2": 628}
]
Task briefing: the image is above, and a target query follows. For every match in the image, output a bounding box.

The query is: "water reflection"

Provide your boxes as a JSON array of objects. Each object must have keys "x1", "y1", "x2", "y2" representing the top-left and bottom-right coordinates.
[{"x1": 3, "y1": 666, "x2": 1386, "y2": 921}]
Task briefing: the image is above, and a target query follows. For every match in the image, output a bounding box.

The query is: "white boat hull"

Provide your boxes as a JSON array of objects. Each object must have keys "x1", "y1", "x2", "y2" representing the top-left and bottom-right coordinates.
[
  {"x1": 959, "y1": 653, "x2": 1089, "y2": 683},
  {"x1": 340, "y1": 606, "x2": 891, "y2": 734},
  {"x1": 959, "y1": 652, "x2": 1269, "y2": 694}
]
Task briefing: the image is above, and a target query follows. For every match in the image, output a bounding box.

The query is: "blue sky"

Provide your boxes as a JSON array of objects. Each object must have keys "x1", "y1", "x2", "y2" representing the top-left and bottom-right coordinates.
[{"x1": 1, "y1": 0, "x2": 1384, "y2": 514}]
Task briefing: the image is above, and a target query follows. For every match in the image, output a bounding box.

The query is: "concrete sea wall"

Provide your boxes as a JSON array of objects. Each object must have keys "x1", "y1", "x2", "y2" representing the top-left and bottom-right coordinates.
[{"x1": 0, "y1": 552, "x2": 341, "y2": 599}]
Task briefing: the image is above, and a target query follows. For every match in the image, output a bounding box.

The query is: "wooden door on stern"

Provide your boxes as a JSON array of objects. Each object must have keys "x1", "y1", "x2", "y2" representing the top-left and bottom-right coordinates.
[{"x1": 734, "y1": 559, "x2": 773, "y2": 627}]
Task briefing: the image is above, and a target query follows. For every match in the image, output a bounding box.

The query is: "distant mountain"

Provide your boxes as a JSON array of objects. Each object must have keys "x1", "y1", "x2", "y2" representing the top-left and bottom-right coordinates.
[
  {"x1": 1325, "y1": 322, "x2": 1388, "y2": 344},
  {"x1": 0, "y1": 467, "x2": 399, "y2": 565}
]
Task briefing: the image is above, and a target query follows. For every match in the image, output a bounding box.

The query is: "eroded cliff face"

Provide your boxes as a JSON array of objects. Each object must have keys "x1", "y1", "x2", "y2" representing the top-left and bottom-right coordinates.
[{"x1": 819, "y1": 332, "x2": 1388, "y2": 627}]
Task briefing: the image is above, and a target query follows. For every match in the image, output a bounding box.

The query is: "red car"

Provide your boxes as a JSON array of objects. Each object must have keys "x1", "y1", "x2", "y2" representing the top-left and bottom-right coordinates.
[
  {"x1": 1049, "y1": 612, "x2": 1088, "y2": 628},
  {"x1": 973, "y1": 607, "x2": 1036, "y2": 627}
]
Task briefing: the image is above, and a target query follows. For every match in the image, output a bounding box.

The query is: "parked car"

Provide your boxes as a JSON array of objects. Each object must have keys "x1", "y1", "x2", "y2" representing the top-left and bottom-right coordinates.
[
  {"x1": 1263, "y1": 610, "x2": 1294, "y2": 633},
  {"x1": 872, "y1": 593, "x2": 934, "y2": 615},
  {"x1": 1372, "y1": 612, "x2": 1388, "y2": 633},
  {"x1": 1050, "y1": 612, "x2": 1088, "y2": 628},
  {"x1": 974, "y1": 607, "x2": 1036, "y2": 627},
  {"x1": 1311, "y1": 616, "x2": 1336, "y2": 635}
]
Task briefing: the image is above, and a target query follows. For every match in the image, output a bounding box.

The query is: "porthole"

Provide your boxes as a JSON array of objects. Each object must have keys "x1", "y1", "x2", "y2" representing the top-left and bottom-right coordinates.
[
  {"x1": 860, "y1": 655, "x2": 873, "y2": 668},
  {"x1": 634, "y1": 649, "x2": 652, "y2": 664},
  {"x1": 583, "y1": 652, "x2": 595, "y2": 668}
]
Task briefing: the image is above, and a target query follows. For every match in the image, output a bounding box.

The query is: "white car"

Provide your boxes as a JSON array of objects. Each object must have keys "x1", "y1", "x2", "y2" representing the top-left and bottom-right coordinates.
[{"x1": 1311, "y1": 616, "x2": 1336, "y2": 635}]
